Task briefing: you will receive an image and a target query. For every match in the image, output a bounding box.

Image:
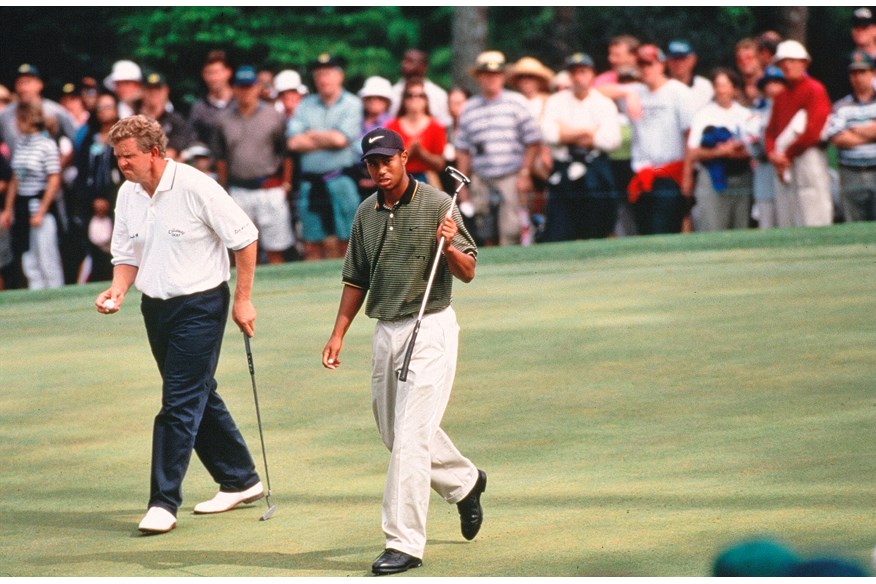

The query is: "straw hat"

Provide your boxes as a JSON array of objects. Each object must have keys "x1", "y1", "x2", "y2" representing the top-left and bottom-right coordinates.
[{"x1": 508, "y1": 57, "x2": 555, "y2": 90}]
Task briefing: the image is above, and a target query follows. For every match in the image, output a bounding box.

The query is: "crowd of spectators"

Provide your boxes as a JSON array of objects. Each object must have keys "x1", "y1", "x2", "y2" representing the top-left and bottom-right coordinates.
[{"x1": 2, "y1": 9, "x2": 876, "y2": 291}]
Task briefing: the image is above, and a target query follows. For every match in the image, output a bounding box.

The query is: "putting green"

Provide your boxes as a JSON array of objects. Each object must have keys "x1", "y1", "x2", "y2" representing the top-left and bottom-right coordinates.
[{"x1": 0, "y1": 223, "x2": 873, "y2": 576}]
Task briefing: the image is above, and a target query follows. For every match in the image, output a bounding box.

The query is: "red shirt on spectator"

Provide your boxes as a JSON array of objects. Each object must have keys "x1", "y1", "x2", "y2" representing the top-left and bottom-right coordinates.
[
  {"x1": 765, "y1": 74, "x2": 831, "y2": 160},
  {"x1": 386, "y1": 117, "x2": 446, "y2": 175}
]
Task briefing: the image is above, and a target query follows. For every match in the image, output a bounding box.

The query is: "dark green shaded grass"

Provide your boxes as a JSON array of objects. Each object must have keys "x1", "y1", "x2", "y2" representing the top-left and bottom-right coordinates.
[{"x1": 0, "y1": 223, "x2": 874, "y2": 576}]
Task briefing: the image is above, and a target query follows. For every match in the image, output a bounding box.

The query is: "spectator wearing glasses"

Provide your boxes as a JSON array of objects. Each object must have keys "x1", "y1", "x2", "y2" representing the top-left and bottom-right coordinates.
[{"x1": 387, "y1": 78, "x2": 447, "y2": 189}]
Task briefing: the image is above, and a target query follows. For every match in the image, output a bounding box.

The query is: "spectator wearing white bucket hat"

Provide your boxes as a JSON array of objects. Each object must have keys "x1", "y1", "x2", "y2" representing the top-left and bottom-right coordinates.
[
  {"x1": 765, "y1": 39, "x2": 833, "y2": 227},
  {"x1": 274, "y1": 69, "x2": 308, "y2": 123},
  {"x1": 353, "y1": 76, "x2": 395, "y2": 199},
  {"x1": 358, "y1": 76, "x2": 394, "y2": 135},
  {"x1": 104, "y1": 59, "x2": 143, "y2": 119}
]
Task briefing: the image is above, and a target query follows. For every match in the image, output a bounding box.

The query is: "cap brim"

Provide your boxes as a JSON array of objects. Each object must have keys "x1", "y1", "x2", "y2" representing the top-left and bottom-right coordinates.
[{"x1": 361, "y1": 147, "x2": 402, "y2": 162}]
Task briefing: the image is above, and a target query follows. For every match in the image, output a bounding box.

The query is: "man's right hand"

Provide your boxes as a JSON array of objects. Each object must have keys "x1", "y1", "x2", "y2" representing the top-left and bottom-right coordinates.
[{"x1": 322, "y1": 336, "x2": 343, "y2": 369}]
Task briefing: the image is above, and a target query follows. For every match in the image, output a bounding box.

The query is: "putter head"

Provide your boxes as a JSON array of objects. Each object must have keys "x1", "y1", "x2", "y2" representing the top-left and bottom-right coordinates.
[
  {"x1": 444, "y1": 165, "x2": 471, "y2": 185},
  {"x1": 259, "y1": 505, "x2": 277, "y2": 521}
]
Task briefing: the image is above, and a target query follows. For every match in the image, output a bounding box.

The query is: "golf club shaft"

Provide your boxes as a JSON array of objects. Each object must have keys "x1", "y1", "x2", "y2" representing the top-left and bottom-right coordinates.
[
  {"x1": 398, "y1": 167, "x2": 470, "y2": 382},
  {"x1": 244, "y1": 334, "x2": 273, "y2": 505}
]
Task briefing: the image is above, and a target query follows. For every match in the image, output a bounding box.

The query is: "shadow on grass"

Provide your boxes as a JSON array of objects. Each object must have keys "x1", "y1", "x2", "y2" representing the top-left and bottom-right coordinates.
[
  {"x1": 32, "y1": 545, "x2": 370, "y2": 574},
  {"x1": 0, "y1": 507, "x2": 142, "y2": 533}
]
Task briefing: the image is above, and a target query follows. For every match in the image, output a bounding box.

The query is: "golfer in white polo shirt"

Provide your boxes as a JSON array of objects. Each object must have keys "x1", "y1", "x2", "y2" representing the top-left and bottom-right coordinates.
[{"x1": 95, "y1": 115, "x2": 264, "y2": 534}]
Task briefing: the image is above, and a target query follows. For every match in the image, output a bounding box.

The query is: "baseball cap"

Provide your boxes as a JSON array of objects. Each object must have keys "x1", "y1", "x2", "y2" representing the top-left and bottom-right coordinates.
[
  {"x1": 233, "y1": 65, "x2": 258, "y2": 87},
  {"x1": 757, "y1": 65, "x2": 786, "y2": 90},
  {"x1": 564, "y1": 52, "x2": 595, "y2": 70},
  {"x1": 143, "y1": 71, "x2": 168, "y2": 88},
  {"x1": 468, "y1": 51, "x2": 507, "y2": 77},
  {"x1": 773, "y1": 40, "x2": 811, "y2": 63},
  {"x1": 667, "y1": 39, "x2": 693, "y2": 58},
  {"x1": 61, "y1": 82, "x2": 78, "y2": 97},
  {"x1": 360, "y1": 127, "x2": 405, "y2": 161},
  {"x1": 848, "y1": 49, "x2": 876, "y2": 70},
  {"x1": 17, "y1": 63, "x2": 41, "y2": 79},
  {"x1": 636, "y1": 44, "x2": 666, "y2": 65},
  {"x1": 310, "y1": 53, "x2": 346, "y2": 71},
  {"x1": 852, "y1": 7, "x2": 875, "y2": 27}
]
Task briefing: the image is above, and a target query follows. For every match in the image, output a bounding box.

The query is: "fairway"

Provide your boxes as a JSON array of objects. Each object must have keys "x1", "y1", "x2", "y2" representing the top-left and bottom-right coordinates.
[{"x1": 0, "y1": 223, "x2": 874, "y2": 577}]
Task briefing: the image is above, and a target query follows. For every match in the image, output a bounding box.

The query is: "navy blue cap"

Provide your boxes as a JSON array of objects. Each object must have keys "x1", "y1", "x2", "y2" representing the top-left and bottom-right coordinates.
[
  {"x1": 143, "y1": 71, "x2": 168, "y2": 88},
  {"x1": 17, "y1": 63, "x2": 41, "y2": 79},
  {"x1": 852, "y1": 7, "x2": 875, "y2": 26},
  {"x1": 360, "y1": 127, "x2": 405, "y2": 161},
  {"x1": 310, "y1": 53, "x2": 346, "y2": 71},
  {"x1": 848, "y1": 49, "x2": 876, "y2": 70},
  {"x1": 667, "y1": 39, "x2": 693, "y2": 58},
  {"x1": 233, "y1": 65, "x2": 258, "y2": 87},
  {"x1": 565, "y1": 52, "x2": 595, "y2": 70}
]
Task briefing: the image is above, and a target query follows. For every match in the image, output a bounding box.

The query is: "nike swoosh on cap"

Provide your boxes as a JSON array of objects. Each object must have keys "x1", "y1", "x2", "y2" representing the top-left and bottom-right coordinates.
[{"x1": 368, "y1": 135, "x2": 384, "y2": 144}]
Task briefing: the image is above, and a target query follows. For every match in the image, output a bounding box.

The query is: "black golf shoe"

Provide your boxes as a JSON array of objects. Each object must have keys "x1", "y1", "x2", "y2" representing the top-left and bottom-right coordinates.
[
  {"x1": 371, "y1": 549, "x2": 422, "y2": 575},
  {"x1": 457, "y1": 469, "x2": 487, "y2": 540}
]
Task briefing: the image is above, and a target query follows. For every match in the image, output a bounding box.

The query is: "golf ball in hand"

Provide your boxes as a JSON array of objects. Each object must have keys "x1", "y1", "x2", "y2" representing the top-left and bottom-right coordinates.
[{"x1": 103, "y1": 299, "x2": 116, "y2": 311}]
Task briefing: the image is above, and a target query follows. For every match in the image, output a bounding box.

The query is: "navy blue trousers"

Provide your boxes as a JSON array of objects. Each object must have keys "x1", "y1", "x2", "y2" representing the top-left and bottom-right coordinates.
[
  {"x1": 632, "y1": 178, "x2": 687, "y2": 235},
  {"x1": 141, "y1": 282, "x2": 258, "y2": 514}
]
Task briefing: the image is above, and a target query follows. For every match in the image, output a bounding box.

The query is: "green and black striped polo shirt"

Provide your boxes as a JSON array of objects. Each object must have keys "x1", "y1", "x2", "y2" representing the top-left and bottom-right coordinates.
[{"x1": 342, "y1": 178, "x2": 477, "y2": 321}]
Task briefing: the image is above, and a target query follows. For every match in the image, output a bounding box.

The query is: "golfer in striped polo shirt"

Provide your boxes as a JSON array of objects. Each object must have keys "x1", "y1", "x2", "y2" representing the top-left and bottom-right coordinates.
[{"x1": 322, "y1": 128, "x2": 487, "y2": 575}]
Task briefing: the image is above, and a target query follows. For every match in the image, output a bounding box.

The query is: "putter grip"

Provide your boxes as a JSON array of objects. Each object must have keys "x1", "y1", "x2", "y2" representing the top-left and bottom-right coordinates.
[
  {"x1": 398, "y1": 321, "x2": 421, "y2": 382},
  {"x1": 244, "y1": 334, "x2": 255, "y2": 375}
]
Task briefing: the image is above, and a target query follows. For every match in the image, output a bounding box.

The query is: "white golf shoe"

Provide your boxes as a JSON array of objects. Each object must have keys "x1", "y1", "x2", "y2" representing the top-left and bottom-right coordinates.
[
  {"x1": 138, "y1": 506, "x2": 177, "y2": 534},
  {"x1": 193, "y1": 481, "x2": 264, "y2": 514}
]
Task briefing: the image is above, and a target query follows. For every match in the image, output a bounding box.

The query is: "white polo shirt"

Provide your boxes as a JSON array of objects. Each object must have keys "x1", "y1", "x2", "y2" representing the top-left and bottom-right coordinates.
[{"x1": 111, "y1": 159, "x2": 258, "y2": 300}]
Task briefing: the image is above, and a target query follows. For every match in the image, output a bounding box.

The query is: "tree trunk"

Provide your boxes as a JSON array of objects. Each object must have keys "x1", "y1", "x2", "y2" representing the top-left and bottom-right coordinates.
[
  {"x1": 777, "y1": 6, "x2": 808, "y2": 43},
  {"x1": 452, "y1": 6, "x2": 488, "y2": 93},
  {"x1": 548, "y1": 6, "x2": 578, "y2": 68}
]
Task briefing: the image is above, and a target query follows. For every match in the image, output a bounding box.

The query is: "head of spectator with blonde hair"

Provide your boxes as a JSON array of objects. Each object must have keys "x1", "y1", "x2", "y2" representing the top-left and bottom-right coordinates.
[
  {"x1": 15, "y1": 100, "x2": 45, "y2": 134},
  {"x1": 735, "y1": 38, "x2": 762, "y2": 79}
]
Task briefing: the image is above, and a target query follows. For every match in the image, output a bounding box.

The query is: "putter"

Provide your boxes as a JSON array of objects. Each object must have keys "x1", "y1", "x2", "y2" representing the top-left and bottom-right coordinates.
[
  {"x1": 397, "y1": 166, "x2": 471, "y2": 382},
  {"x1": 244, "y1": 333, "x2": 277, "y2": 521}
]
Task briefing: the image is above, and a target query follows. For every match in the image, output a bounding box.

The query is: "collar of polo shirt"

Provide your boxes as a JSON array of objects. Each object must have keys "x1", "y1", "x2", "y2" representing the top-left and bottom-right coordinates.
[{"x1": 375, "y1": 174, "x2": 418, "y2": 210}]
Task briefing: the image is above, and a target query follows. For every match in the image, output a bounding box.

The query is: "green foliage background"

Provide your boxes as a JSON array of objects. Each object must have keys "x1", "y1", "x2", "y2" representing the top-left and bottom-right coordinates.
[{"x1": 0, "y1": 7, "x2": 857, "y2": 115}]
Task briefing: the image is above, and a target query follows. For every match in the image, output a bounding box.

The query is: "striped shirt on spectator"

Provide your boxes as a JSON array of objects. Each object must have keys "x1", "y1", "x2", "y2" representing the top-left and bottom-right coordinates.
[
  {"x1": 11, "y1": 132, "x2": 60, "y2": 196},
  {"x1": 454, "y1": 90, "x2": 542, "y2": 178},
  {"x1": 826, "y1": 94, "x2": 876, "y2": 168}
]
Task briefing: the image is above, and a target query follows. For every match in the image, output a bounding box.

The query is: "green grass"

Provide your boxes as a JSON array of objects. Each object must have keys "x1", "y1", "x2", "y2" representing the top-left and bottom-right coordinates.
[{"x1": 1, "y1": 223, "x2": 874, "y2": 576}]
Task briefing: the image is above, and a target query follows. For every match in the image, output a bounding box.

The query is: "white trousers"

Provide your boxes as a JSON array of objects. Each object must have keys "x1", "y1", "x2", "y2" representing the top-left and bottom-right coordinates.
[
  {"x1": 371, "y1": 306, "x2": 478, "y2": 558},
  {"x1": 773, "y1": 147, "x2": 833, "y2": 228},
  {"x1": 22, "y1": 213, "x2": 64, "y2": 290}
]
